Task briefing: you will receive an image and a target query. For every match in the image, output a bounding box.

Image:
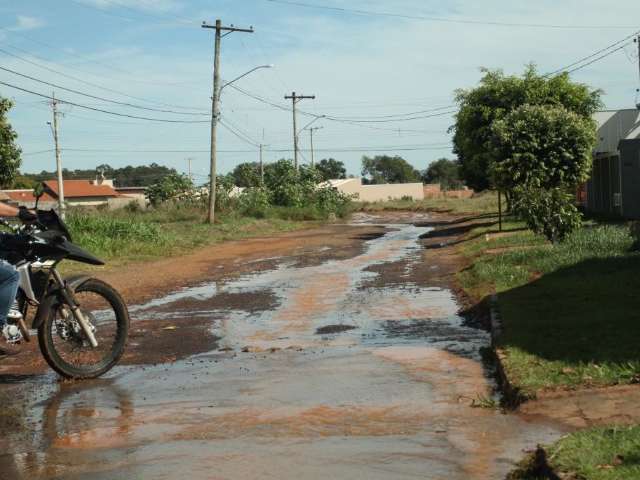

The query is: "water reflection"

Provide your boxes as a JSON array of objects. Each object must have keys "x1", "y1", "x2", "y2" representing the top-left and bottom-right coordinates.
[{"x1": 3, "y1": 379, "x2": 134, "y2": 479}]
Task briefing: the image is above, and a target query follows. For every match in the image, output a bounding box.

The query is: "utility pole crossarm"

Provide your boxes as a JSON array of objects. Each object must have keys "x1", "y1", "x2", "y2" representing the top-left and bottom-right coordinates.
[
  {"x1": 285, "y1": 92, "x2": 316, "y2": 169},
  {"x1": 202, "y1": 22, "x2": 254, "y2": 33}
]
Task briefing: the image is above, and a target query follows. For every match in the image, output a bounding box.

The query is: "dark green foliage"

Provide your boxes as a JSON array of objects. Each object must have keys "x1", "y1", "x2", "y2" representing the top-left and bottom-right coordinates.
[
  {"x1": 452, "y1": 65, "x2": 602, "y2": 191},
  {"x1": 490, "y1": 105, "x2": 596, "y2": 192},
  {"x1": 239, "y1": 159, "x2": 352, "y2": 219},
  {"x1": 422, "y1": 158, "x2": 462, "y2": 190},
  {"x1": 231, "y1": 162, "x2": 261, "y2": 188},
  {"x1": 511, "y1": 186, "x2": 582, "y2": 243},
  {"x1": 490, "y1": 104, "x2": 596, "y2": 242},
  {"x1": 315, "y1": 158, "x2": 346, "y2": 181},
  {"x1": 0, "y1": 97, "x2": 22, "y2": 188},
  {"x1": 361, "y1": 155, "x2": 421, "y2": 184},
  {"x1": 22, "y1": 163, "x2": 177, "y2": 187},
  {"x1": 237, "y1": 187, "x2": 271, "y2": 218},
  {"x1": 145, "y1": 173, "x2": 196, "y2": 206}
]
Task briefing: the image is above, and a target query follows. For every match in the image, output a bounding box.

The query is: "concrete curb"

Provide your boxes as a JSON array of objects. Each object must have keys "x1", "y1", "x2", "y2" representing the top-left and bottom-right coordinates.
[{"x1": 489, "y1": 293, "x2": 528, "y2": 408}]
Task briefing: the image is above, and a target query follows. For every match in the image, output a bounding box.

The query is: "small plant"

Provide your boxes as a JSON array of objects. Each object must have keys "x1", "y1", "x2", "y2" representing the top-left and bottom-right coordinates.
[{"x1": 470, "y1": 393, "x2": 499, "y2": 409}]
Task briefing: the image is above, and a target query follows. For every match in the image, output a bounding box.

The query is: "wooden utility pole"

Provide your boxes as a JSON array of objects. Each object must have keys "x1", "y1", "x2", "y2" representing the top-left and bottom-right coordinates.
[
  {"x1": 284, "y1": 92, "x2": 315, "y2": 169},
  {"x1": 50, "y1": 92, "x2": 65, "y2": 219},
  {"x1": 308, "y1": 126, "x2": 323, "y2": 166},
  {"x1": 259, "y1": 144, "x2": 264, "y2": 184},
  {"x1": 202, "y1": 20, "x2": 254, "y2": 224}
]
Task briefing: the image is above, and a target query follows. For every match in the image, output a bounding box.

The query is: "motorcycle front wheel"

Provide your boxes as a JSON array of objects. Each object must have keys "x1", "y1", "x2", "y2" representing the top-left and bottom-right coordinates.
[{"x1": 38, "y1": 278, "x2": 129, "y2": 379}]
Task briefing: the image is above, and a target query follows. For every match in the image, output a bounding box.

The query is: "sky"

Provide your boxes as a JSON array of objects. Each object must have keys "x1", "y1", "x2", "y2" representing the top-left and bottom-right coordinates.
[{"x1": 1, "y1": 0, "x2": 640, "y2": 181}]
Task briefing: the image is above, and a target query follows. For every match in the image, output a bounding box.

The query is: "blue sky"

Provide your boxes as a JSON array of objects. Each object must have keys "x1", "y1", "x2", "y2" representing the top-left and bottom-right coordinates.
[{"x1": 1, "y1": 0, "x2": 640, "y2": 180}]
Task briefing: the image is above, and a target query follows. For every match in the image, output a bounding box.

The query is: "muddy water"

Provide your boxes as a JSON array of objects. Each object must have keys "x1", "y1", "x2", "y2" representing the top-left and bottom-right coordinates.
[{"x1": 1, "y1": 215, "x2": 565, "y2": 479}]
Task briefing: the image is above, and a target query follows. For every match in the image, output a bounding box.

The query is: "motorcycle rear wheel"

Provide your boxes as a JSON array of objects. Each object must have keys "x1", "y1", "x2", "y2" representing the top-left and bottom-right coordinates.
[{"x1": 38, "y1": 278, "x2": 129, "y2": 379}]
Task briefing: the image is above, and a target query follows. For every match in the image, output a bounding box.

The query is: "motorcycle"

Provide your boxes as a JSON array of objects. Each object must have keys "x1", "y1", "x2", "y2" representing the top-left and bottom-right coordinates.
[{"x1": 0, "y1": 204, "x2": 129, "y2": 379}]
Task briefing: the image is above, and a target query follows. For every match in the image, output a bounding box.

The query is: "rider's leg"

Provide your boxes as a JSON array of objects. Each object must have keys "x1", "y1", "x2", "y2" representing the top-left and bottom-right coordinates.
[{"x1": 0, "y1": 261, "x2": 20, "y2": 355}]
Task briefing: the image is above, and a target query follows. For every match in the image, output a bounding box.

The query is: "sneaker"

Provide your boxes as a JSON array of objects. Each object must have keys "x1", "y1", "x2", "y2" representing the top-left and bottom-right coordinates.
[{"x1": 0, "y1": 335, "x2": 20, "y2": 355}]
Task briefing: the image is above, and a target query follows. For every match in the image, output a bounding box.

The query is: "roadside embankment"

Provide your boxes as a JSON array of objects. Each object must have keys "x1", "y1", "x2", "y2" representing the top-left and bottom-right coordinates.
[{"x1": 442, "y1": 210, "x2": 640, "y2": 479}]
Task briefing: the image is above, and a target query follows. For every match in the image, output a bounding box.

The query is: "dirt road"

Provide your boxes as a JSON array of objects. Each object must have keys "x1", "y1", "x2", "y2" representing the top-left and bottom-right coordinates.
[{"x1": 0, "y1": 213, "x2": 567, "y2": 479}]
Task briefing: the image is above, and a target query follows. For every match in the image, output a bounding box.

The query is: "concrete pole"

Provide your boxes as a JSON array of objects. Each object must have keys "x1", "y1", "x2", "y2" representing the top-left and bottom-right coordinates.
[{"x1": 51, "y1": 92, "x2": 65, "y2": 219}]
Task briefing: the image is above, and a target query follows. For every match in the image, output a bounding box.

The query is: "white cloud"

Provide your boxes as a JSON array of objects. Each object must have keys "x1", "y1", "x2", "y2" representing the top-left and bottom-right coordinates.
[
  {"x1": 79, "y1": 0, "x2": 182, "y2": 13},
  {"x1": 13, "y1": 15, "x2": 45, "y2": 31}
]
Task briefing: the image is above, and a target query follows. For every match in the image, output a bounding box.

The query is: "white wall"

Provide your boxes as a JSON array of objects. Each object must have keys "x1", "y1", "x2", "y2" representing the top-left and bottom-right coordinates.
[{"x1": 330, "y1": 178, "x2": 424, "y2": 202}]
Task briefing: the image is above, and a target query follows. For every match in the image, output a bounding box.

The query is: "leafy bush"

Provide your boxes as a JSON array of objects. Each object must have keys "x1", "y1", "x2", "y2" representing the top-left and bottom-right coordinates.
[
  {"x1": 146, "y1": 173, "x2": 196, "y2": 206},
  {"x1": 512, "y1": 187, "x2": 582, "y2": 243},
  {"x1": 238, "y1": 187, "x2": 271, "y2": 218}
]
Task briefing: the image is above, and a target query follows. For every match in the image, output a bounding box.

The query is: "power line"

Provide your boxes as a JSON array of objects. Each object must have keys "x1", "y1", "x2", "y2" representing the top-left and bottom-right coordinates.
[
  {"x1": 0, "y1": 65, "x2": 210, "y2": 116},
  {"x1": 227, "y1": 84, "x2": 452, "y2": 133},
  {"x1": 32, "y1": 143, "x2": 452, "y2": 154},
  {"x1": 545, "y1": 29, "x2": 640, "y2": 76},
  {"x1": 21, "y1": 149, "x2": 55, "y2": 156},
  {"x1": 264, "y1": 0, "x2": 636, "y2": 29},
  {"x1": 0, "y1": 81, "x2": 210, "y2": 123},
  {"x1": 219, "y1": 119, "x2": 261, "y2": 147},
  {"x1": 0, "y1": 45, "x2": 208, "y2": 112},
  {"x1": 566, "y1": 43, "x2": 634, "y2": 74}
]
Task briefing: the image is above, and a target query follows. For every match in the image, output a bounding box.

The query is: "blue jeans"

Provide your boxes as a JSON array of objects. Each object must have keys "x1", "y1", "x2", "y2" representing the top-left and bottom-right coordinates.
[{"x1": 0, "y1": 261, "x2": 19, "y2": 328}]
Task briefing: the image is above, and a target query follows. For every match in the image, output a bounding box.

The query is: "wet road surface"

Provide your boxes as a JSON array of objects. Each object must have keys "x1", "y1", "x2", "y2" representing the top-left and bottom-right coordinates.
[{"x1": 0, "y1": 214, "x2": 566, "y2": 479}]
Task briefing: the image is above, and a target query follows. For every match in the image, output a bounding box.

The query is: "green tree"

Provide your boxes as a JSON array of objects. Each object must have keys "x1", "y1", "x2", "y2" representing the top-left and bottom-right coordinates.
[
  {"x1": 0, "y1": 97, "x2": 22, "y2": 188},
  {"x1": 21, "y1": 163, "x2": 177, "y2": 187},
  {"x1": 361, "y1": 155, "x2": 421, "y2": 184},
  {"x1": 423, "y1": 158, "x2": 462, "y2": 190},
  {"x1": 146, "y1": 173, "x2": 195, "y2": 206},
  {"x1": 263, "y1": 159, "x2": 320, "y2": 207},
  {"x1": 452, "y1": 65, "x2": 602, "y2": 191},
  {"x1": 315, "y1": 158, "x2": 346, "y2": 181},
  {"x1": 231, "y1": 162, "x2": 261, "y2": 187},
  {"x1": 490, "y1": 104, "x2": 596, "y2": 242},
  {"x1": 490, "y1": 105, "x2": 595, "y2": 192}
]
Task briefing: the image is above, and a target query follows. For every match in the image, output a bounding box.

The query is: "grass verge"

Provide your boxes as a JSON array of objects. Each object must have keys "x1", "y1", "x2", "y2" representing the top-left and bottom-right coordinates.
[
  {"x1": 456, "y1": 214, "x2": 640, "y2": 398},
  {"x1": 508, "y1": 426, "x2": 640, "y2": 480},
  {"x1": 63, "y1": 205, "x2": 320, "y2": 271}
]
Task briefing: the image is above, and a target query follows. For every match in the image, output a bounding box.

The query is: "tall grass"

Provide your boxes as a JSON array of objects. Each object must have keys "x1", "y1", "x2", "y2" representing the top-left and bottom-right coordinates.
[{"x1": 67, "y1": 212, "x2": 171, "y2": 259}]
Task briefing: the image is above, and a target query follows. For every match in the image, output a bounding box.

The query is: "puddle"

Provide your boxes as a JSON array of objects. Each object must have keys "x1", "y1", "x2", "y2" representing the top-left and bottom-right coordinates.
[
  {"x1": 128, "y1": 222, "x2": 476, "y2": 354},
  {"x1": 2, "y1": 215, "x2": 569, "y2": 480}
]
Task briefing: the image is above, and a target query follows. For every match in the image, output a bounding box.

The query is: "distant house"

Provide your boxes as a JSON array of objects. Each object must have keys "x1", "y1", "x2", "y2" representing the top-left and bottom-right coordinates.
[
  {"x1": 585, "y1": 109, "x2": 640, "y2": 218},
  {"x1": 43, "y1": 179, "x2": 120, "y2": 208},
  {"x1": 328, "y1": 178, "x2": 425, "y2": 202},
  {"x1": 0, "y1": 189, "x2": 57, "y2": 209}
]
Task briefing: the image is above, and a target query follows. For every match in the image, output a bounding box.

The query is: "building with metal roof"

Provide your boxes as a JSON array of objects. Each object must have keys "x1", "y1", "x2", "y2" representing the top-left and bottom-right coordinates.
[{"x1": 585, "y1": 109, "x2": 640, "y2": 218}]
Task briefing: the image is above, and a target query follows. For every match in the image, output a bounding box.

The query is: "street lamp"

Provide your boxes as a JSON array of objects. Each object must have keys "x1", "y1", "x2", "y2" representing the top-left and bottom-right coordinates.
[
  {"x1": 298, "y1": 115, "x2": 325, "y2": 136},
  {"x1": 221, "y1": 65, "x2": 273, "y2": 93},
  {"x1": 207, "y1": 64, "x2": 273, "y2": 224},
  {"x1": 296, "y1": 115, "x2": 325, "y2": 166}
]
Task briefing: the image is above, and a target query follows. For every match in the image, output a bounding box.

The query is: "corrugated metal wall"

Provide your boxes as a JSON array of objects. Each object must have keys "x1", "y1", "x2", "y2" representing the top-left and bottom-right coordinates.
[
  {"x1": 620, "y1": 139, "x2": 640, "y2": 218},
  {"x1": 586, "y1": 155, "x2": 622, "y2": 217}
]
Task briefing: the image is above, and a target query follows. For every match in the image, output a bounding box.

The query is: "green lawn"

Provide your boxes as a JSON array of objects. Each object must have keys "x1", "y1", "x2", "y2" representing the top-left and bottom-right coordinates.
[
  {"x1": 457, "y1": 215, "x2": 640, "y2": 397},
  {"x1": 509, "y1": 426, "x2": 640, "y2": 480}
]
